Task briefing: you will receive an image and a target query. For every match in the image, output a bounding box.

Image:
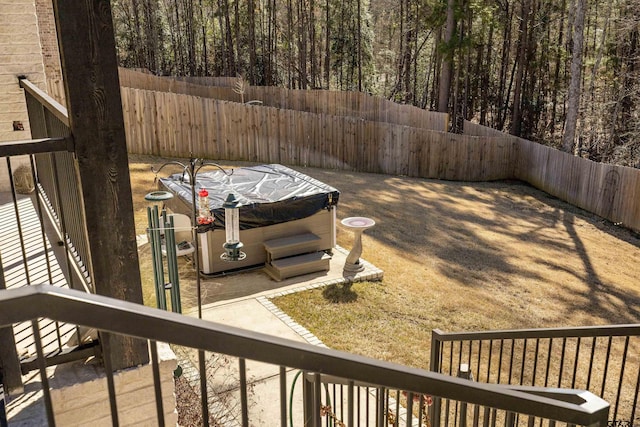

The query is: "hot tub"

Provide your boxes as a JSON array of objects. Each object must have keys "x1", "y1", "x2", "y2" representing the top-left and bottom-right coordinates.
[{"x1": 159, "y1": 164, "x2": 340, "y2": 274}]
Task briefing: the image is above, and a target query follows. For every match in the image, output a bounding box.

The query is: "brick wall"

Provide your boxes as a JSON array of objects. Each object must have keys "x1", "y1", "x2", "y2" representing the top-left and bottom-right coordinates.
[
  {"x1": 35, "y1": 0, "x2": 64, "y2": 104},
  {"x1": 0, "y1": 0, "x2": 47, "y2": 190},
  {"x1": 0, "y1": 0, "x2": 46, "y2": 143}
]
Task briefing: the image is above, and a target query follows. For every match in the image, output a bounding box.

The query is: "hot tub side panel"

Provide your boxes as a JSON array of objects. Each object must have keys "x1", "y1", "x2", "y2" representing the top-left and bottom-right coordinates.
[{"x1": 199, "y1": 208, "x2": 335, "y2": 274}]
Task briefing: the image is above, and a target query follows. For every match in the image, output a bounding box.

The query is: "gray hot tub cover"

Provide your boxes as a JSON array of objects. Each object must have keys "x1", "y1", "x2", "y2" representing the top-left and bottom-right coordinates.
[{"x1": 159, "y1": 164, "x2": 340, "y2": 230}]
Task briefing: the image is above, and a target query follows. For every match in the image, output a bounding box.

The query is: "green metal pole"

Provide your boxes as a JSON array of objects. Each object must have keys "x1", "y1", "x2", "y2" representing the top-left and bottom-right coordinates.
[
  {"x1": 165, "y1": 216, "x2": 181, "y2": 313},
  {"x1": 164, "y1": 215, "x2": 174, "y2": 311},
  {"x1": 147, "y1": 207, "x2": 163, "y2": 309},
  {"x1": 151, "y1": 206, "x2": 166, "y2": 310},
  {"x1": 171, "y1": 218, "x2": 181, "y2": 313}
]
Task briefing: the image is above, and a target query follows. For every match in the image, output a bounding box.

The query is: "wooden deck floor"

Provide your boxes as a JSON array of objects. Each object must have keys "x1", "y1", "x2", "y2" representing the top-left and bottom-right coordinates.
[{"x1": 0, "y1": 193, "x2": 76, "y2": 357}]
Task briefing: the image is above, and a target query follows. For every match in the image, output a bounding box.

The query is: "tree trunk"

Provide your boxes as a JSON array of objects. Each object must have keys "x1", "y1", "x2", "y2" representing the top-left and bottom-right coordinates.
[
  {"x1": 496, "y1": 2, "x2": 512, "y2": 130},
  {"x1": 403, "y1": 0, "x2": 414, "y2": 103},
  {"x1": 173, "y1": 0, "x2": 185, "y2": 73},
  {"x1": 185, "y1": 0, "x2": 196, "y2": 74},
  {"x1": 550, "y1": 0, "x2": 567, "y2": 141},
  {"x1": 563, "y1": 0, "x2": 586, "y2": 153},
  {"x1": 480, "y1": 21, "x2": 494, "y2": 125},
  {"x1": 223, "y1": 0, "x2": 235, "y2": 75},
  {"x1": 510, "y1": 0, "x2": 530, "y2": 136},
  {"x1": 287, "y1": 0, "x2": 293, "y2": 87},
  {"x1": 199, "y1": 0, "x2": 208, "y2": 74},
  {"x1": 131, "y1": 0, "x2": 144, "y2": 68},
  {"x1": 266, "y1": 0, "x2": 277, "y2": 85},
  {"x1": 298, "y1": 0, "x2": 308, "y2": 88},
  {"x1": 438, "y1": 0, "x2": 456, "y2": 114},
  {"x1": 144, "y1": 0, "x2": 158, "y2": 73},
  {"x1": 390, "y1": 0, "x2": 405, "y2": 99},
  {"x1": 325, "y1": 0, "x2": 330, "y2": 88},
  {"x1": 248, "y1": 0, "x2": 257, "y2": 83}
]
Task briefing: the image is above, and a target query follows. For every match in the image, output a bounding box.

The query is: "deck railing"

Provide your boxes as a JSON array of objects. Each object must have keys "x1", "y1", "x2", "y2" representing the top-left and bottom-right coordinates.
[
  {"x1": 0, "y1": 285, "x2": 610, "y2": 427},
  {"x1": 430, "y1": 326, "x2": 640, "y2": 427},
  {"x1": 0, "y1": 79, "x2": 95, "y2": 399},
  {"x1": 18, "y1": 78, "x2": 93, "y2": 293}
]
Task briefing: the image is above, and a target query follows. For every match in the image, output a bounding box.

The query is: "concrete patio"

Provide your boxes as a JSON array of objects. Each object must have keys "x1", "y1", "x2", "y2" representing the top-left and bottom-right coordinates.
[{"x1": 172, "y1": 245, "x2": 385, "y2": 426}]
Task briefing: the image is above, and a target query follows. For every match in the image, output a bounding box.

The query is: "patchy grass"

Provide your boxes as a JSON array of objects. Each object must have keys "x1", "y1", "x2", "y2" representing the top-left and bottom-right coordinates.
[
  {"x1": 128, "y1": 155, "x2": 640, "y2": 369},
  {"x1": 272, "y1": 168, "x2": 640, "y2": 368}
]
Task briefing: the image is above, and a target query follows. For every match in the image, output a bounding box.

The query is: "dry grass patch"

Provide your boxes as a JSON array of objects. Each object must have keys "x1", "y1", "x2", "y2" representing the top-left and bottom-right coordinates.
[
  {"x1": 273, "y1": 168, "x2": 640, "y2": 368},
  {"x1": 128, "y1": 155, "x2": 640, "y2": 369}
]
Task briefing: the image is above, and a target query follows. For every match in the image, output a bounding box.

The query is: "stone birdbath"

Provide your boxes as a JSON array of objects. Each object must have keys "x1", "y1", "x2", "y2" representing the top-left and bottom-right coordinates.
[{"x1": 341, "y1": 216, "x2": 375, "y2": 275}]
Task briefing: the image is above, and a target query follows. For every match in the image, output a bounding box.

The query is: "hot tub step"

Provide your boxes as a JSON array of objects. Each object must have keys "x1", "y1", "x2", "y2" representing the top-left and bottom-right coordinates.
[
  {"x1": 263, "y1": 232, "x2": 322, "y2": 262},
  {"x1": 264, "y1": 251, "x2": 331, "y2": 281}
]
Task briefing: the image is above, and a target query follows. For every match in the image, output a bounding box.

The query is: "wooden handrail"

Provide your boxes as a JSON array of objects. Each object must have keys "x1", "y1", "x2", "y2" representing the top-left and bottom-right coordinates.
[
  {"x1": 18, "y1": 78, "x2": 69, "y2": 126},
  {"x1": 0, "y1": 137, "x2": 72, "y2": 157}
]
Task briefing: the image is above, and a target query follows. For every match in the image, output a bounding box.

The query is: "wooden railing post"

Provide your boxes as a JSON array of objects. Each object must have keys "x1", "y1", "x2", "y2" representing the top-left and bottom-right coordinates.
[
  {"x1": 302, "y1": 372, "x2": 316, "y2": 427},
  {"x1": 51, "y1": 0, "x2": 149, "y2": 369},
  {"x1": 457, "y1": 363, "x2": 474, "y2": 427},
  {"x1": 430, "y1": 329, "x2": 444, "y2": 427}
]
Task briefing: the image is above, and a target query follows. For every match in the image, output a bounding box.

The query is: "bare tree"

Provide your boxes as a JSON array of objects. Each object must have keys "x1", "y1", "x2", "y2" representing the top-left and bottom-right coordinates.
[
  {"x1": 510, "y1": 0, "x2": 530, "y2": 136},
  {"x1": 438, "y1": 0, "x2": 456, "y2": 114},
  {"x1": 563, "y1": 0, "x2": 586, "y2": 153}
]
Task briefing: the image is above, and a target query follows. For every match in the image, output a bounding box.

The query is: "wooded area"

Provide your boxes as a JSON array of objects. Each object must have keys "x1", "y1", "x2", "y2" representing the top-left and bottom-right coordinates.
[{"x1": 112, "y1": 0, "x2": 640, "y2": 168}]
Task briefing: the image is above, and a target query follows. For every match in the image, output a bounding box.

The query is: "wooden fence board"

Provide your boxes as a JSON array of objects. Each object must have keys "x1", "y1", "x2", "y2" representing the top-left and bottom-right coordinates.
[
  {"x1": 623, "y1": 168, "x2": 640, "y2": 228},
  {"x1": 147, "y1": 90, "x2": 157, "y2": 155},
  {"x1": 269, "y1": 107, "x2": 280, "y2": 163},
  {"x1": 617, "y1": 168, "x2": 629, "y2": 225},
  {"x1": 148, "y1": 90, "x2": 158, "y2": 155},
  {"x1": 121, "y1": 88, "x2": 133, "y2": 152},
  {"x1": 161, "y1": 91, "x2": 169, "y2": 155},
  {"x1": 160, "y1": 91, "x2": 169, "y2": 155},
  {"x1": 137, "y1": 90, "x2": 147, "y2": 154},
  {"x1": 190, "y1": 96, "x2": 200, "y2": 155}
]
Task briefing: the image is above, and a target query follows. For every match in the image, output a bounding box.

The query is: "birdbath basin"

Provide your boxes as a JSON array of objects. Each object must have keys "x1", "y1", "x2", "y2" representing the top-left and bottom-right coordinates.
[
  {"x1": 341, "y1": 217, "x2": 375, "y2": 275},
  {"x1": 341, "y1": 217, "x2": 375, "y2": 230}
]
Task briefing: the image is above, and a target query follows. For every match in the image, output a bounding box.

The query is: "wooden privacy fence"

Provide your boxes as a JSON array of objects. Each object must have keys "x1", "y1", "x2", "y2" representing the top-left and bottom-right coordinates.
[
  {"x1": 121, "y1": 87, "x2": 515, "y2": 181},
  {"x1": 118, "y1": 68, "x2": 449, "y2": 132},
  {"x1": 117, "y1": 81, "x2": 640, "y2": 232},
  {"x1": 464, "y1": 121, "x2": 640, "y2": 232}
]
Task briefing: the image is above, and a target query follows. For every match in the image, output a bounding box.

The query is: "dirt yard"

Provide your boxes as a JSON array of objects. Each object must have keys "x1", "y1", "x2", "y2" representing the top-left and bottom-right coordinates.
[{"x1": 129, "y1": 155, "x2": 640, "y2": 369}]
